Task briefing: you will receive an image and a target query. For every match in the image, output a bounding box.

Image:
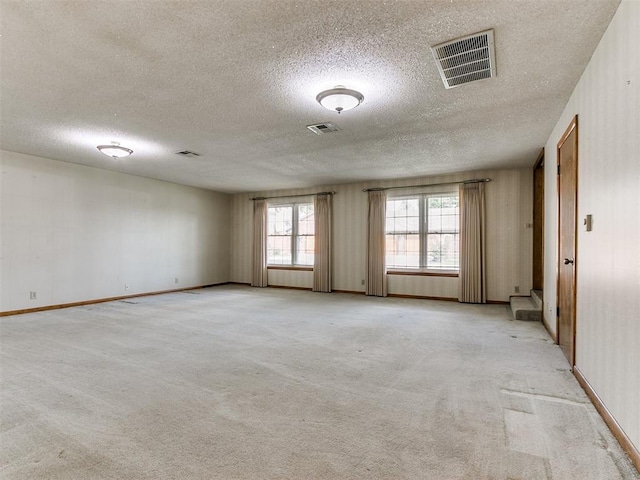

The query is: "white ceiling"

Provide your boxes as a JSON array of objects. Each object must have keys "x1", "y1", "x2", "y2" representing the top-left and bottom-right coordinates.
[{"x1": 0, "y1": 0, "x2": 620, "y2": 193}]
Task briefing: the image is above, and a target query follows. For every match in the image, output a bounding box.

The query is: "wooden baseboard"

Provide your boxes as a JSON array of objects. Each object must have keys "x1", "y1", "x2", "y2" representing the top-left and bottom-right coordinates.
[
  {"x1": 573, "y1": 366, "x2": 640, "y2": 473},
  {"x1": 228, "y1": 284, "x2": 502, "y2": 305},
  {"x1": 388, "y1": 293, "x2": 458, "y2": 302},
  {"x1": 0, "y1": 282, "x2": 229, "y2": 317},
  {"x1": 267, "y1": 285, "x2": 312, "y2": 291}
]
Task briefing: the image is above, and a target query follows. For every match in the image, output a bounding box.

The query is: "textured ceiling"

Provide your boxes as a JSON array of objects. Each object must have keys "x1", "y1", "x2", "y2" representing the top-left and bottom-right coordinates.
[{"x1": 0, "y1": 0, "x2": 620, "y2": 193}]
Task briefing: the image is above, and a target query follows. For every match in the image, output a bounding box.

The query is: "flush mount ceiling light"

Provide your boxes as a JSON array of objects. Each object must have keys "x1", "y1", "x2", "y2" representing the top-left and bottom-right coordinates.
[
  {"x1": 97, "y1": 142, "x2": 133, "y2": 158},
  {"x1": 316, "y1": 85, "x2": 364, "y2": 114}
]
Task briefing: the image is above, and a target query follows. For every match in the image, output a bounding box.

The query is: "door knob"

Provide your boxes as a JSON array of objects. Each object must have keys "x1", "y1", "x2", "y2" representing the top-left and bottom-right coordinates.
[{"x1": 564, "y1": 258, "x2": 574, "y2": 265}]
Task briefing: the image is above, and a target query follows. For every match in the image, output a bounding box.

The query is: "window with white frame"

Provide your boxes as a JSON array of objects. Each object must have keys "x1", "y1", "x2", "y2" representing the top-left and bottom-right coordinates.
[
  {"x1": 385, "y1": 194, "x2": 459, "y2": 270},
  {"x1": 267, "y1": 203, "x2": 314, "y2": 266}
]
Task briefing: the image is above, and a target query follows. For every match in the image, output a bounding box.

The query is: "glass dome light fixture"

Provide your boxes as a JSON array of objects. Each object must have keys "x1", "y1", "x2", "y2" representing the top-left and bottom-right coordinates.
[
  {"x1": 316, "y1": 85, "x2": 364, "y2": 114},
  {"x1": 97, "y1": 142, "x2": 133, "y2": 158}
]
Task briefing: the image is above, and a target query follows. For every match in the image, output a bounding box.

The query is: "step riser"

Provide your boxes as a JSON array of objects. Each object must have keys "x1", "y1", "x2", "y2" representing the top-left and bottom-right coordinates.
[
  {"x1": 510, "y1": 295, "x2": 542, "y2": 322},
  {"x1": 515, "y1": 310, "x2": 542, "y2": 322},
  {"x1": 531, "y1": 289, "x2": 543, "y2": 309}
]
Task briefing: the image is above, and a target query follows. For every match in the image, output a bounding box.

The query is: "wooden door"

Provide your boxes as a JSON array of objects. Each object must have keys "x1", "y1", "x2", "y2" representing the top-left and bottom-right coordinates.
[
  {"x1": 557, "y1": 116, "x2": 578, "y2": 366},
  {"x1": 533, "y1": 150, "x2": 544, "y2": 290}
]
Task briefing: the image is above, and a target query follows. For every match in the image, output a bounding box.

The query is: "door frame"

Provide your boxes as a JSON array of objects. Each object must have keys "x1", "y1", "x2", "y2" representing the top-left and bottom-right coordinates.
[
  {"x1": 532, "y1": 149, "x2": 545, "y2": 291},
  {"x1": 556, "y1": 115, "x2": 578, "y2": 366}
]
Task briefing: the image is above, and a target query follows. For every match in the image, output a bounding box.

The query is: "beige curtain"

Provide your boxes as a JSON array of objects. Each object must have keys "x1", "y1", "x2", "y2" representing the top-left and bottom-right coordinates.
[
  {"x1": 366, "y1": 190, "x2": 387, "y2": 296},
  {"x1": 459, "y1": 183, "x2": 486, "y2": 303},
  {"x1": 313, "y1": 194, "x2": 332, "y2": 292},
  {"x1": 251, "y1": 199, "x2": 268, "y2": 287}
]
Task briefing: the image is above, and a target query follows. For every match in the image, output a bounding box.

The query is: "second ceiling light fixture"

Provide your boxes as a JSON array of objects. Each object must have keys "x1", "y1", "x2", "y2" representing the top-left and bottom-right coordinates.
[{"x1": 316, "y1": 85, "x2": 364, "y2": 114}]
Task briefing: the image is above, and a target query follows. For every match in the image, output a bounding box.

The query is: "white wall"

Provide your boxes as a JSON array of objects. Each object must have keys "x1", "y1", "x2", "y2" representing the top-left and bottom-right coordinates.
[
  {"x1": 543, "y1": 0, "x2": 639, "y2": 453},
  {"x1": 231, "y1": 168, "x2": 533, "y2": 302},
  {"x1": 0, "y1": 151, "x2": 231, "y2": 312}
]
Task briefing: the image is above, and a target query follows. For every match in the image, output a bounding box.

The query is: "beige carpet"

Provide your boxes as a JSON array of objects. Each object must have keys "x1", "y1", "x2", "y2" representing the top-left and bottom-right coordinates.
[{"x1": 1, "y1": 285, "x2": 638, "y2": 479}]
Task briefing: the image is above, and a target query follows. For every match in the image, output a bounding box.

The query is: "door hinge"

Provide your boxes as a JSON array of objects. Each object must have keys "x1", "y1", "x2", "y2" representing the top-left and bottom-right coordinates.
[
  {"x1": 556, "y1": 306, "x2": 560, "y2": 317},
  {"x1": 557, "y1": 164, "x2": 561, "y2": 175}
]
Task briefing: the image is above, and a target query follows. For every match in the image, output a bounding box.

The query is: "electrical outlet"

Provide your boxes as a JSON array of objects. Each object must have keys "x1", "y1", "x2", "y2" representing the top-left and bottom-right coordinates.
[
  {"x1": 361, "y1": 279, "x2": 365, "y2": 286},
  {"x1": 514, "y1": 285, "x2": 520, "y2": 293},
  {"x1": 125, "y1": 284, "x2": 129, "y2": 291},
  {"x1": 174, "y1": 277, "x2": 179, "y2": 284},
  {"x1": 30, "y1": 291, "x2": 37, "y2": 300}
]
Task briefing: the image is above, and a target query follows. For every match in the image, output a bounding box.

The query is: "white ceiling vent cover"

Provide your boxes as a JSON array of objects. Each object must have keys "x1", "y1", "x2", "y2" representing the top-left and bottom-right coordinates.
[
  {"x1": 431, "y1": 29, "x2": 496, "y2": 89},
  {"x1": 306, "y1": 123, "x2": 340, "y2": 135}
]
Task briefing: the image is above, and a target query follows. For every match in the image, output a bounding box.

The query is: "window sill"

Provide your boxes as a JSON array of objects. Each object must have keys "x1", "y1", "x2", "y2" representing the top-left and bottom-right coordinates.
[
  {"x1": 267, "y1": 265, "x2": 313, "y2": 272},
  {"x1": 387, "y1": 270, "x2": 459, "y2": 278}
]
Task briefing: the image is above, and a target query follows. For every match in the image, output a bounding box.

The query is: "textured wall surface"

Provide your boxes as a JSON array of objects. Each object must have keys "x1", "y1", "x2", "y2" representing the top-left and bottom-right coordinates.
[
  {"x1": 0, "y1": 151, "x2": 231, "y2": 312},
  {"x1": 543, "y1": 0, "x2": 639, "y2": 453},
  {"x1": 231, "y1": 168, "x2": 533, "y2": 302}
]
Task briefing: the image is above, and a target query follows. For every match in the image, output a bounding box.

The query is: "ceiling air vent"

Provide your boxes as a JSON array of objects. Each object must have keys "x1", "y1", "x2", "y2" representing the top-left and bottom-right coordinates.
[
  {"x1": 174, "y1": 150, "x2": 201, "y2": 158},
  {"x1": 306, "y1": 123, "x2": 340, "y2": 135},
  {"x1": 431, "y1": 29, "x2": 496, "y2": 89}
]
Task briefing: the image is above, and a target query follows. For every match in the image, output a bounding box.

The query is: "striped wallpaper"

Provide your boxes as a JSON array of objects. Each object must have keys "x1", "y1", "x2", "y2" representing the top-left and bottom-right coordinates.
[{"x1": 543, "y1": 0, "x2": 639, "y2": 455}]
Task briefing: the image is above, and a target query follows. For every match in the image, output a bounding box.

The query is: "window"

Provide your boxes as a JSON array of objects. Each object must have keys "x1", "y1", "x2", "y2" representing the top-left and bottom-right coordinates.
[
  {"x1": 267, "y1": 203, "x2": 314, "y2": 266},
  {"x1": 385, "y1": 194, "x2": 459, "y2": 270}
]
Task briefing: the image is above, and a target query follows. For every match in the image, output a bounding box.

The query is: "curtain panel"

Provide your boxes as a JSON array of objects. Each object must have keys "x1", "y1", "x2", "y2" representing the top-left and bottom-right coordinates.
[
  {"x1": 313, "y1": 194, "x2": 332, "y2": 292},
  {"x1": 366, "y1": 190, "x2": 387, "y2": 297},
  {"x1": 458, "y1": 183, "x2": 487, "y2": 303},
  {"x1": 251, "y1": 199, "x2": 268, "y2": 287}
]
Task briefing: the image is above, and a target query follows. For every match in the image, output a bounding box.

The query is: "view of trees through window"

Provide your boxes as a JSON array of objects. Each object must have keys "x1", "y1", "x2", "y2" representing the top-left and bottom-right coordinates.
[
  {"x1": 267, "y1": 204, "x2": 314, "y2": 265},
  {"x1": 385, "y1": 194, "x2": 459, "y2": 270}
]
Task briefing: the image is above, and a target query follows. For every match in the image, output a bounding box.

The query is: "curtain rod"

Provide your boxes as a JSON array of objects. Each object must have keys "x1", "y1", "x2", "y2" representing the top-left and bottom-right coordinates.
[
  {"x1": 250, "y1": 191, "x2": 336, "y2": 201},
  {"x1": 362, "y1": 178, "x2": 491, "y2": 192}
]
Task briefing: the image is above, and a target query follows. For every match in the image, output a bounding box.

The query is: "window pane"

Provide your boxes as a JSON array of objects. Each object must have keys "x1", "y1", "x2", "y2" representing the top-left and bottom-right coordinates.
[
  {"x1": 427, "y1": 233, "x2": 459, "y2": 269},
  {"x1": 442, "y1": 195, "x2": 459, "y2": 210},
  {"x1": 441, "y1": 205, "x2": 459, "y2": 216},
  {"x1": 387, "y1": 217, "x2": 400, "y2": 233},
  {"x1": 426, "y1": 234, "x2": 442, "y2": 266},
  {"x1": 439, "y1": 233, "x2": 459, "y2": 269},
  {"x1": 407, "y1": 198, "x2": 419, "y2": 216},
  {"x1": 268, "y1": 206, "x2": 292, "y2": 235},
  {"x1": 296, "y1": 236, "x2": 315, "y2": 266},
  {"x1": 428, "y1": 215, "x2": 442, "y2": 232},
  {"x1": 440, "y1": 214, "x2": 458, "y2": 232},
  {"x1": 427, "y1": 195, "x2": 460, "y2": 237},
  {"x1": 386, "y1": 217, "x2": 395, "y2": 232},
  {"x1": 386, "y1": 197, "x2": 419, "y2": 234},
  {"x1": 394, "y1": 216, "x2": 408, "y2": 232},
  {"x1": 385, "y1": 234, "x2": 420, "y2": 268},
  {"x1": 267, "y1": 235, "x2": 292, "y2": 264},
  {"x1": 297, "y1": 204, "x2": 314, "y2": 235},
  {"x1": 386, "y1": 199, "x2": 399, "y2": 217},
  {"x1": 428, "y1": 196, "x2": 442, "y2": 210}
]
